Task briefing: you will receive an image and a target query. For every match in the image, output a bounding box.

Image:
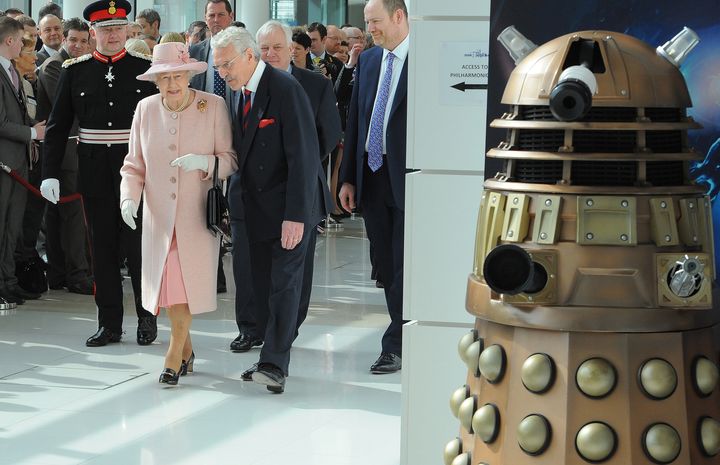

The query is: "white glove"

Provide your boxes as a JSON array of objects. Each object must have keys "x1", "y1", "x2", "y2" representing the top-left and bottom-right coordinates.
[
  {"x1": 170, "y1": 154, "x2": 209, "y2": 173},
  {"x1": 121, "y1": 199, "x2": 138, "y2": 230},
  {"x1": 40, "y1": 178, "x2": 60, "y2": 204}
]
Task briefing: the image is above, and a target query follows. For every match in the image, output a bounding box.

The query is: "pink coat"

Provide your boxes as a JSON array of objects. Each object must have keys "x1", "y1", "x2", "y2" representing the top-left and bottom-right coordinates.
[{"x1": 120, "y1": 91, "x2": 237, "y2": 314}]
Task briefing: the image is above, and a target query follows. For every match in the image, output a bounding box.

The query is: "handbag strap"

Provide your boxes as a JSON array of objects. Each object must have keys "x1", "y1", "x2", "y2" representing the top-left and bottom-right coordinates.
[{"x1": 212, "y1": 156, "x2": 220, "y2": 188}]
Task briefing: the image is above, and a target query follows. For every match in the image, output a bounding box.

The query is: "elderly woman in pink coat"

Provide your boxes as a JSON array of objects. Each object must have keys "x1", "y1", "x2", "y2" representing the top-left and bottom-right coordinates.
[{"x1": 119, "y1": 42, "x2": 237, "y2": 385}]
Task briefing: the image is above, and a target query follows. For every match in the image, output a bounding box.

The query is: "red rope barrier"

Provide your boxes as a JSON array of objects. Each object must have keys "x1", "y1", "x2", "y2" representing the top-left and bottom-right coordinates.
[{"x1": 1, "y1": 162, "x2": 95, "y2": 295}]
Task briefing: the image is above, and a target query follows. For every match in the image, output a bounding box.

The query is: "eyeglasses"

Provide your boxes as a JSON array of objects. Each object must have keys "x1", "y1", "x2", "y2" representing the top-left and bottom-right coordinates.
[{"x1": 212, "y1": 54, "x2": 241, "y2": 72}]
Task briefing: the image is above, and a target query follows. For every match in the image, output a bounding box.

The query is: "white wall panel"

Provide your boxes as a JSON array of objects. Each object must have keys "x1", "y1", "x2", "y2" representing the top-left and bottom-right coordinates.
[
  {"x1": 401, "y1": 322, "x2": 472, "y2": 465},
  {"x1": 404, "y1": 172, "x2": 483, "y2": 324},
  {"x1": 407, "y1": 19, "x2": 490, "y2": 171},
  {"x1": 409, "y1": 0, "x2": 491, "y2": 18}
]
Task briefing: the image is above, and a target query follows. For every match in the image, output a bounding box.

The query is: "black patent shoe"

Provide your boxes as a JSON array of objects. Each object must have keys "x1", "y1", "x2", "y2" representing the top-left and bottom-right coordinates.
[
  {"x1": 230, "y1": 333, "x2": 263, "y2": 352},
  {"x1": 159, "y1": 368, "x2": 180, "y2": 385},
  {"x1": 86, "y1": 327, "x2": 122, "y2": 347},
  {"x1": 136, "y1": 315, "x2": 157, "y2": 345},
  {"x1": 180, "y1": 351, "x2": 195, "y2": 376},
  {"x1": 241, "y1": 362, "x2": 258, "y2": 381},
  {"x1": 370, "y1": 353, "x2": 402, "y2": 374},
  {"x1": 252, "y1": 363, "x2": 285, "y2": 393}
]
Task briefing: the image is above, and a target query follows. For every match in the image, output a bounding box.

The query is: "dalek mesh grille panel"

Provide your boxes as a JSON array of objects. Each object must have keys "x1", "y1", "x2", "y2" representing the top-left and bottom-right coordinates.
[{"x1": 447, "y1": 29, "x2": 720, "y2": 465}]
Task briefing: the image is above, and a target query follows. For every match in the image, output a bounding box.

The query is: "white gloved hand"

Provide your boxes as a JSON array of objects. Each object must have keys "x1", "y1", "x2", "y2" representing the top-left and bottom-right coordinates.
[
  {"x1": 121, "y1": 199, "x2": 138, "y2": 230},
  {"x1": 170, "y1": 154, "x2": 209, "y2": 173},
  {"x1": 40, "y1": 178, "x2": 60, "y2": 204}
]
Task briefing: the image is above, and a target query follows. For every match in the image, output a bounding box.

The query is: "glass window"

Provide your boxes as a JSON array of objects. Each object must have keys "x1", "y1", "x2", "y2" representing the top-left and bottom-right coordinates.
[
  {"x1": 271, "y1": 0, "x2": 296, "y2": 25},
  {"x1": 135, "y1": 0, "x2": 219, "y2": 36},
  {"x1": 1, "y1": 0, "x2": 30, "y2": 15}
]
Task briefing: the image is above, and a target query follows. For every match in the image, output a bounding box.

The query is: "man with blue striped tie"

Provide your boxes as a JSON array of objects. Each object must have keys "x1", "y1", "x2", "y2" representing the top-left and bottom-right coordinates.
[{"x1": 339, "y1": 0, "x2": 410, "y2": 374}]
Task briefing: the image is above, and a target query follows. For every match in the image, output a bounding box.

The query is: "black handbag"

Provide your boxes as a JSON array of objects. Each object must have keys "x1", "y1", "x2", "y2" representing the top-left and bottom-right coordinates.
[{"x1": 206, "y1": 156, "x2": 231, "y2": 242}]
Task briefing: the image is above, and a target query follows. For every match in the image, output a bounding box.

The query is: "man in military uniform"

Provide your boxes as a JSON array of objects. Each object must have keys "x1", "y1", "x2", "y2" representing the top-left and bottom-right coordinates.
[{"x1": 40, "y1": 0, "x2": 158, "y2": 347}]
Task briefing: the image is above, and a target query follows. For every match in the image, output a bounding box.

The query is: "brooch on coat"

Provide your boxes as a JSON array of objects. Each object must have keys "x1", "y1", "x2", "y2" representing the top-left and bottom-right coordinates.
[{"x1": 197, "y1": 99, "x2": 208, "y2": 112}]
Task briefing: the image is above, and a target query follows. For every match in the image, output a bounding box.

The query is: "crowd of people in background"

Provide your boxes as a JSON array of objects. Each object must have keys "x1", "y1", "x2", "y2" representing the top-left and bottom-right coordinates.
[{"x1": 0, "y1": 0, "x2": 409, "y2": 392}]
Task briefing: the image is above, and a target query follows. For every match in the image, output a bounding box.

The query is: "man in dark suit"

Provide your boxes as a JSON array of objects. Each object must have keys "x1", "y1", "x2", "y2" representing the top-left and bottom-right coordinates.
[
  {"x1": 35, "y1": 17, "x2": 93, "y2": 295},
  {"x1": 306, "y1": 22, "x2": 344, "y2": 83},
  {"x1": 36, "y1": 14, "x2": 62, "y2": 67},
  {"x1": 0, "y1": 16, "x2": 46, "y2": 306},
  {"x1": 339, "y1": 0, "x2": 409, "y2": 374},
  {"x1": 234, "y1": 20, "x2": 342, "y2": 380},
  {"x1": 213, "y1": 26, "x2": 321, "y2": 393},
  {"x1": 189, "y1": 0, "x2": 234, "y2": 106}
]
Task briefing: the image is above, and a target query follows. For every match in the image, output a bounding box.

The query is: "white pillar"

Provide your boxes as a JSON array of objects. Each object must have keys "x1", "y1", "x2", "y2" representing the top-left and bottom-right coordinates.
[
  {"x1": 237, "y1": 0, "x2": 270, "y2": 36},
  {"x1": 60, "y1": 0, "x2": 85, "y2": 20}
]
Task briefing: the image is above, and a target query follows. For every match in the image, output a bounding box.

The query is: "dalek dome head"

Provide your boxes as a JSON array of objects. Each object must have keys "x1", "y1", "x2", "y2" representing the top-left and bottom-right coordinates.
[{"x1": 497, "y1": 27, "x2": 699, "y2": 117}]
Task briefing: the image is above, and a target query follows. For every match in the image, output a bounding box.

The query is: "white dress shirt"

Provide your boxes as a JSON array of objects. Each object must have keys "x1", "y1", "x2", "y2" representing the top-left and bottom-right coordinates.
[
  {"x1": 365, "y1": 33, "x2": 409, "y2": 154},
  {"x1": 242, "y1": 59, "x2": 266, "y2": 107}
]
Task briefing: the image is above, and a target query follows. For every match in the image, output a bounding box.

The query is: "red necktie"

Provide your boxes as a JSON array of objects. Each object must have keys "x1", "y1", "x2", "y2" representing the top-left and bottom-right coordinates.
[{"x1": 242, "y1": 88, "x2": 252, "y2": 132}]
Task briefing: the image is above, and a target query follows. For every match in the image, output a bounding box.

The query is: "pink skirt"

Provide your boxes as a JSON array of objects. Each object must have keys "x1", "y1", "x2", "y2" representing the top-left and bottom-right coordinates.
[{"x1": 157, "y1": 231, "x2": 188, "y2": 314}]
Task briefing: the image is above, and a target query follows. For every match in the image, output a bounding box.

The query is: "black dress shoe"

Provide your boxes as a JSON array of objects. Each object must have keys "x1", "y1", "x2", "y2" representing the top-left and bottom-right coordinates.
[
  {"x1": 159, "y1": 368, "x2": 180, "y2": 385},
  {"x1": 230, "y1": 333, "x2": 263, "y2": 352},
  {"x1": 370, "y1": 353, "x2": 401, "y2": 374},
  {"x1": 86, "y1": 327, "x2": 122, "y2": 347},
  {"x1": 136, "y1": 315, "x2": 157, "y2": 345},
  {"x1": 0, "y1": 291, "x2": 24, "y2": 305},
  {"x1": 8, "y1": 285, "x2": 41, "y2": 300},
  {"x1": 48, "y1": 280, "x2": 66, "y2": 290},
  {"x1": 67, "y1": 281, "x2": 94, "y2": 295},
  {"x1": 252, "y1": 363, "x2": 285, "y2": 393},
  {"x1": 241, "y1": 362, "x2": 258, "y2": 381}
]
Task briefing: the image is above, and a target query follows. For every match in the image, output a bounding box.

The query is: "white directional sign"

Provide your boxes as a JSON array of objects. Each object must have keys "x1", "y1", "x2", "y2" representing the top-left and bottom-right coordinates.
[{"x1": 440, "y1": 41, "x2": 490, "y2": 106}]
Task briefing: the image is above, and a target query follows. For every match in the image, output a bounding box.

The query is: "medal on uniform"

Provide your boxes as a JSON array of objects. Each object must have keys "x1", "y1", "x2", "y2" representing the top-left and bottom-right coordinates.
[{"x1": 105, "y1": 66, "x2": 115, "y2": 83}]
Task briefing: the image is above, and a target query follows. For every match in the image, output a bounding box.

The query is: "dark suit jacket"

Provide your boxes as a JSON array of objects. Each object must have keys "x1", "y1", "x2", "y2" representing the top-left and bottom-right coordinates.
[
  {"x1": 0, "y1": 62, "x2": 32, "y2": 170},
  {"x1": 290, "y1": 64, "x2": 342, "y2": 160},
  {"x1": 306, "y1": 52, "x2": 343, "y2": 83},
  {"x1": 290, "y1": 64, "x2": 342, "y2": 217},
  {"x1": 36, "y1": 49, "x2": 79, "y2": 172},
  {"x1": 230, "y1": 64, "x2": 321, "y2": 242},
  {"x1": 36, "y1": 49, "x2": 69, "y2": 122},
  {"x1": 188, "y1": 38, "x2": 234, "y2": 111},
  {"x1": 334, "y1": 64, "x2": 355, "y2": 130},
  {"x1": 339, "y1": 45, "x2": 408, "y2": 209},
  {"x1": 35, "y1": 48, "x2": 51, "y2": 68}
]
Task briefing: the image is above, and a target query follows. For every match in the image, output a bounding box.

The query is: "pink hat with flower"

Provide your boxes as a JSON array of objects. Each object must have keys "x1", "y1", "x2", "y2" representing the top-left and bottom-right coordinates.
[{"x1": 136, "y1": 42, "x2": 207, "y2": 81}]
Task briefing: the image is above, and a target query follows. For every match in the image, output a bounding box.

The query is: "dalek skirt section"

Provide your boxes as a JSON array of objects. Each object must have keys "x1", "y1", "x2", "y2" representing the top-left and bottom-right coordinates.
[{"x1": 445, "y1": 29, "x2": 720, "y2": 465}]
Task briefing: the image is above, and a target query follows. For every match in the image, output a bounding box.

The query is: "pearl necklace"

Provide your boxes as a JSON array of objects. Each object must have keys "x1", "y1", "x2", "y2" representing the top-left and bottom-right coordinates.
[{"x1": 162, "y1": 90, "x2": 193, "y2": 113}]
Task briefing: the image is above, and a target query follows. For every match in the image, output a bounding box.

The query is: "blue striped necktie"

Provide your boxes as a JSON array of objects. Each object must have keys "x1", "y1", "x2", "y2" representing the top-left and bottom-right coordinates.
[{"x1": 367, "y1": 52, "x2": 396, "y2": 172}]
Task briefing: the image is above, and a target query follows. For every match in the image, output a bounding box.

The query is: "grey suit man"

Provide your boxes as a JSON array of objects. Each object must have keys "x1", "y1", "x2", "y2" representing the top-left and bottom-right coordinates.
[
  {"x1": 0, "y1": 17, "x2": 45, "y2": 304},
  {"x1": 35, "y1": 18, "x2": 93, "y2": 294}
]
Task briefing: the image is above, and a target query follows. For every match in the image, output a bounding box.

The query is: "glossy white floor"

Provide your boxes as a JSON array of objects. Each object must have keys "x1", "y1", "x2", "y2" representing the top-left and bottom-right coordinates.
[{"x1": 0, "y1": 218, "x2": 401, "y2": 465}]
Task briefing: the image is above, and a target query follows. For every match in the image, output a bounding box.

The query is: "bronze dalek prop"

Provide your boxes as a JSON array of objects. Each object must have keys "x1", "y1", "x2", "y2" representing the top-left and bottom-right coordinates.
[{"x1": 444, "y1": 27, "x2": 720, "y2": 465}]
